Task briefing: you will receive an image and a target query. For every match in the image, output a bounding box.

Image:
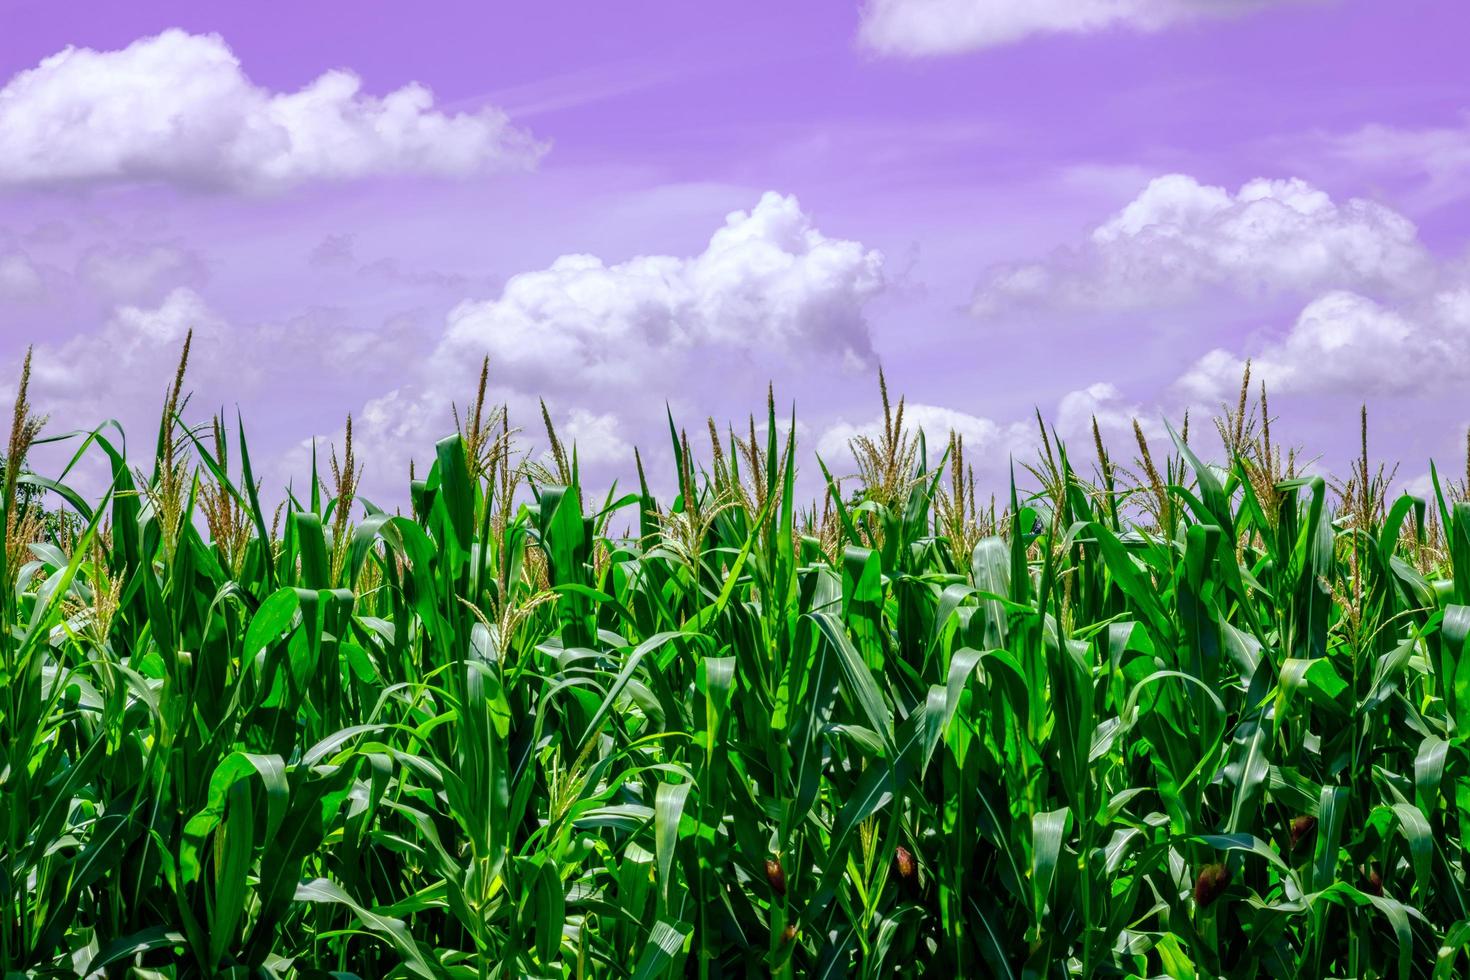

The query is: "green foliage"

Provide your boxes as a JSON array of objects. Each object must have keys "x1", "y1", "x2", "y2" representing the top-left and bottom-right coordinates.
[{"x1": 2, "y1": 364, "x2": 1470, "y2": 978}]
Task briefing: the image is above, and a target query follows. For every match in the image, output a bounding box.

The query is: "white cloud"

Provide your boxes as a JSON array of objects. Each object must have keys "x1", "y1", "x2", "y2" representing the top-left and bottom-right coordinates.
[
  {"x1": 8, "y1": 195, "x2": 880, "y2": 504},
  {"x1": 77, "y1": 243, "x2": 205, "y2": 299},
  {"x1": 1317, "y1": 112, "x2": 1470, "y2": 210},
  {"x1": 1177, "y1": 288, "x2": 1470, "y2": 400},
  {"x1": 8, "y1": 286, "x2": 439, "y2": 503},
  {"x1": 18, "y1": 288, "x2": 231, "y2": 457},
  {"x1": 974, "y1": 174, "x2": 1431, "y2": 315},
  {"x1": 0, "y1": 29, "x2": 543, "y2": 192},
  {"x1": 859, "y1": 0, "x2": 1314, "y2": 56},
  {"x1": 347, "y1": 193, "x2": 885, "y2": 488},
  {"x1": 816, "y1": 389, "x2": 1169, "y2": 489},
  {"x1": 1056, "y1": 381, "x2": 1163, "y2": 443},
  {"x1": 1397, "y1": 465, "x2": 1470, "y2": 501},
  {"x1": 432, "y1": 192, "x2": 884, "y2": 390},
  {"x1": 816, "y1": 403, "x2": 1031, "y2": 476},
  {"x1": 351, "y1": 386, "x2": 443, "y2": 481},
  {"x1": 0, "y1": 292, "x2": 227, "y2": 499},
  {"x1": 0, "y1": 253, "x2": 43, "y2": 299},
  {"x1": 560, "y1": 410, "x2": 633, "y2": 467},
  {"x1": 19, "y1": 287, "x2": 421, "y2": 435}
]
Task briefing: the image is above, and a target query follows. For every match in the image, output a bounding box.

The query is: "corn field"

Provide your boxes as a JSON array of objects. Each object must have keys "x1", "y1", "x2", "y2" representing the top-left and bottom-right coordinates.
[{"x1": 4, "y1": 343, "x2": 1470, "y2": 979}]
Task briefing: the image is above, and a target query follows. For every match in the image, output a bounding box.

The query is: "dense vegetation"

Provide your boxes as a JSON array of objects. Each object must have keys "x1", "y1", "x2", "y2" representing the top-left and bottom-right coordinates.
[{"x1": 3, "y1": 338, "x2": 1470, "y2": 979}]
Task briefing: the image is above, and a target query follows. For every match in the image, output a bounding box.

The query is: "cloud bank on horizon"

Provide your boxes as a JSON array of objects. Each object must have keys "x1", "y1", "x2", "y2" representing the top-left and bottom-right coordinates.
[{"x1": 0, "y1": 0, "x2": 1467, "y2": 500}]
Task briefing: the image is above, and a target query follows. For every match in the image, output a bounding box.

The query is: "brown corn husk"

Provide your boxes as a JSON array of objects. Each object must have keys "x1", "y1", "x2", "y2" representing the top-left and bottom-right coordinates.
[
  {"x1": 1289, "y1": 815, "x2": 1317, "y2": 851},
  {"x1": 895, "y1": 845, "x2": 915, "y2": 881},
  {"x1": 1194, "y1": 863, "x2": 1231, "y2": 908},
  {"x1": 765, "y1": 857, "x2": 786, "y2": 897}
]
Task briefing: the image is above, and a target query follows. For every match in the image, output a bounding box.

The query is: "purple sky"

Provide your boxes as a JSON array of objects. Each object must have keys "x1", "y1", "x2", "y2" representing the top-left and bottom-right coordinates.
[{"x1": 2, "y1": 0, "x2": 1468, "y2": 504}]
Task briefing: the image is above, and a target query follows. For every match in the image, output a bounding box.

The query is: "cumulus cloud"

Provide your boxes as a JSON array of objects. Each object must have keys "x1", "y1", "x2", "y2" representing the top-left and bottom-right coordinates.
[
  {"x1": 0, "y1": 29, "x2": 544, "y2": 192},
  {"x1": 858, "y1": 0, "x2": 1315, "y2": 56},
  {"x1": 560, "y1": 410, "x2": 633, "y2": 466},
  {"x1": 814, "y1": 388, "x2": 1165, "y2": 488},
  {"x1": 814, "y1": 403, "x2": 1040, "y2": 487},
  {"x1": 21, "y1": 288, "x2": 227, "y2": 438},
  {"x1": 1177, "y1": 287, "x2": 1470, "y2": 400},
  {"x1": 0, "y1": 289, "x2": 221, "y2": 496},
  {"x1": 812, "y1": 379, "x2": 1255, "y2": 497},
  {"x1": 345, "y1": 193, "x2": 885, "y2": 488},
  {"x1": 17, "y1": 287, "x2": 425, "y2": 439},
  {"x1": 5, "y1": 195, "x2": 883, "y2": 502},
  {"x1": 1056, "y1": 381, "x2": 1164, "y2": 443},
  {"x1": 977, "y1": 170, "x2": 1470, "y2": 420},
  {"x1": 817, "y1": 403, "x2": 1002, "y2": 461},
  {"x1": 973, "y1": 174, "x2": 1431, "y2": 316},
  {"x1": 432, "y1": 192, "x2": 884, "y2": 390}
]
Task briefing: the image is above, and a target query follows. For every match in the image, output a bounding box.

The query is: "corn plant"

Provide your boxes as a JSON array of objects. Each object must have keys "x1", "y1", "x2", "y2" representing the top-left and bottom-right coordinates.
[{"x1": 1, "y1": 347, "x2": 1469, "y2": 978}]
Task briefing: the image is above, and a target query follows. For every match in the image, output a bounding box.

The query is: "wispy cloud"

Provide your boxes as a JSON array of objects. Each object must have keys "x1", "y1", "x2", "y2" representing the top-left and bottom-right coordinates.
[
  {"x1": 859, "y1": 0, "x2": 1322, "y2": 56},
  {"x1": 972, "y1": 173, "x2": 1432, "y2": 316}
]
